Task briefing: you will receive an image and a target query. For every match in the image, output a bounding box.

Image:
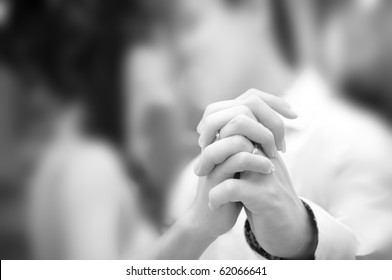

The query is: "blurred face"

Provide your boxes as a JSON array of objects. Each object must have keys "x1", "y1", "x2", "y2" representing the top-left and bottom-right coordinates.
[
  {"x1": 0, "y1": 68, "x2": 47, "y2": 183},
  {"x1": 322, "y1": 2, "x2": 392, "y2": 90},
  {"x1": 0, "y1": 67, "x2": 21, "y2": 182},
  {"x1": 174, "y1": 0, "x2": 267, "y2": 109}
]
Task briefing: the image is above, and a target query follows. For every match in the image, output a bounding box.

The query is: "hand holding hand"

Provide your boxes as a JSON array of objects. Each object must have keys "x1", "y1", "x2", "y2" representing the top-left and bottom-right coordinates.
[
  {"x1": 186, "y1": 88, "x2": 294, "y2": 239},
  {"x1": 187, "y1": 135, "x2": 274, "y2": 239},
  {"x1": 209, "y1": 150, "x2": 317, "y2": 259},
  {"x1": 195, "y1": 89, "x2": 316, "y2": 259}
]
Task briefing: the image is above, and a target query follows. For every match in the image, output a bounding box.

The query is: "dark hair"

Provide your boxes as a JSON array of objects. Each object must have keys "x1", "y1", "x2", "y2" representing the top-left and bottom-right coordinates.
[
  {"x1": 0, "y1": 0, "x2": 140, "y2": 145},
  {"x1": 226, "y1": 0, "x2": 298, "y2": 67},
  {"x1": 269, "y1": 0, "x2": 298, "y2": 67}
]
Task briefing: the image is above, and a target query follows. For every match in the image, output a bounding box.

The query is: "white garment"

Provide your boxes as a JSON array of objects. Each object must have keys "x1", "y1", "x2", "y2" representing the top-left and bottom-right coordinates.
[
  {"x1": 169, "y1": 70, "x2": 392, "y2": 259},
  {"x1": 29, "y1": 136, "x2": 157, "y2": 259}
]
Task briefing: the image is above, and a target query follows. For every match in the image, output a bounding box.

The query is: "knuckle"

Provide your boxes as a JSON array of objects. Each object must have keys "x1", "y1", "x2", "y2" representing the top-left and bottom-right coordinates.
[
  {"x1": 203, "y1": 145, "x2": 214, "y2": 161},
  {"x1": 236, "y1": 114, "x2": 248, "y2": 123},
  {"x1": 246, "y1": 94, "x2": 260, "y2": 105},
  {"x1": 237, "y1": 153, "x2": 250, "y2": 169},
  {"x1": 227, "y1": 116, "x2": 239, "y2": 129},
  {"x1": 241, "y1": 96, "x2": 258, "y2": 109},
  {"x1": 229, "y1": 114, "x2": 247, "y2": 129},
  {"x1": 204, "y1": 104, "x2": 213, "y2": 114},
  {"x1": 238, "y1": 104, "x2": 252, "y2": 116},
  {"x1": 242, "y1": 88, "x2": 252, "y2": 98},
  {"x1": 232, "y1": 135, "x2": 244, "y2": 148},
  {"x1": 246, "y1": 88, "x2": 258, "y2": 96},
  {"x1": 204, "y1": 115, "x2": 214, "y2": 128},
  {"x1": 225, "y1": 180, "x2": 237, "y2": 196},
  {"x1": 204, "y1": 103, "x2": 215, "y2": 115},
  {"x1": 226, "y1": 120, "x2": 239, "y2": 133},
  {"x1": 233, "y1": 135, "x2": 252, "y2": 151}
]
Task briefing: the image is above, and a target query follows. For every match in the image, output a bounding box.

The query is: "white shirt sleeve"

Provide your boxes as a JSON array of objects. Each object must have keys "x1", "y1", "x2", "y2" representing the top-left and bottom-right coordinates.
[
  {"x1": 300, "y1": 198, "x2": 358, "y2": 259},
  {"x1": 302, "y1": 138, "x2": 392, "y2": 260}
]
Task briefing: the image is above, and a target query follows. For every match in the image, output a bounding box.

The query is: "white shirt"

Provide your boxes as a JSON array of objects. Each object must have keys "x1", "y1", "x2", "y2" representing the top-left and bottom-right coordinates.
[{"x1": 169, "y1": 70, "x2": 392, "y2": 259}]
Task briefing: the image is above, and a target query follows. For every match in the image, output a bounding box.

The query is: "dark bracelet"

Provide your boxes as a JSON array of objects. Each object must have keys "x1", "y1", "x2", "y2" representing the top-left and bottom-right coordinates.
[{"x1": 244, "y1": 201, "x2": 318, "y2": 260}]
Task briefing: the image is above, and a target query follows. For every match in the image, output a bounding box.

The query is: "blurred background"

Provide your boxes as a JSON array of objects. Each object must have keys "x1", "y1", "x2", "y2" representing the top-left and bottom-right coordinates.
[{"x1": 1, "y1": 0, "x2": 392, "y2": 259}]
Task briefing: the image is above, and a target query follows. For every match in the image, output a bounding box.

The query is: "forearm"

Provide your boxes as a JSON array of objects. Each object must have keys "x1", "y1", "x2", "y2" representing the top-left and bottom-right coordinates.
[
  {"x1": 147, "y1": 215, "x2": 216, "y2": 260},
  {"x1": 246, "y1": 199, "x2": 359, "y2": 260}
]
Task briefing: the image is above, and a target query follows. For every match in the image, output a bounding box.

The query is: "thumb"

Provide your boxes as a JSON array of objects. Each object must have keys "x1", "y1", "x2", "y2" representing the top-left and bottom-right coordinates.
[{"x1": 208, "y1": 179, "x2": 245, "y2": 210}]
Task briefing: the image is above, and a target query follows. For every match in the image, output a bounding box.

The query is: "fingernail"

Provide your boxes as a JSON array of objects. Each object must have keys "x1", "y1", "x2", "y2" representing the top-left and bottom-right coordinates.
[
  {"x1": 281, "y1": 140, "x2": 286, "y2": 153},
  {"x1": 194, "y1": 159, "x2": 201, "y2": 175},
  {"x1": 276, "y1": 141, "x2": 281, "y2": 151},
  {"x1": 271, "y1": 147, "x2": 277, "y2": 157},
  {"x1": 289, "y1": 106, "x2": 299, "y2": 118},
  {"x1": 198, "y1": 136, "x2": 204, "y2": 148},
  {"x1": 197, "y1": 121, "x2": 203, "y2": 134},
  {"x1": 290, "y1": 110, "x2": 298, "y2": 118},
  {"x1": 265, "y1": 162, "x2": 275, "y2": 174}
]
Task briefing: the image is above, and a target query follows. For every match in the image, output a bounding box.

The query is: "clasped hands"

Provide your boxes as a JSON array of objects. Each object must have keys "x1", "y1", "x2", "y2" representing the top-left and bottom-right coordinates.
[{"x1": 186, "y1": 89, "x2": 317, "y2": 259}]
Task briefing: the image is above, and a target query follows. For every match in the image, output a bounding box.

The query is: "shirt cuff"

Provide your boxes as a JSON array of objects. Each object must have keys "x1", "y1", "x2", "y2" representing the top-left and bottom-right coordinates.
[
  {"x1": 244, "y1": 200, "x2": 318, "y2": 260},
  {"x1": 301, "y1": 198, "x2": 358, "y2": 259}
]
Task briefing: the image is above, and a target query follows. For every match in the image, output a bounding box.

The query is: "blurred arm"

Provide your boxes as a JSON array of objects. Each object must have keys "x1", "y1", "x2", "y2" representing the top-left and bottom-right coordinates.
[{"x1": 59, "y1": 146, "x2": 128, "y2": 259}]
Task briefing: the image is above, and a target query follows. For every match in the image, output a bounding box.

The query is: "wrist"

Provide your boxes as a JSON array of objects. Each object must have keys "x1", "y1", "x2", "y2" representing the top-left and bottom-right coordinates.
[
  {"x1": 297, "y1": 201, "x2": 318, "y2": 258},
  {"x1": 282, "y1": 202, "x2": 318, "y2": 259},
  {"x1": 178, "y1": 212, "x2": 218, "y2": 247},
  {"x1": 150, "y1": 213, "x2": 217, "y2": 259},
  {"x1": 250, "y1": 201, "x2": 317, "y2": 259}
]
